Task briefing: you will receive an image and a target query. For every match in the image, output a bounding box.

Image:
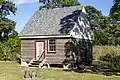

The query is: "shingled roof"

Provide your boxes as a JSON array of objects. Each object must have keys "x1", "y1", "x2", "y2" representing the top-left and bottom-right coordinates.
[{"x1": 19, "y1": 6, "x2": 82, "y2": 36}]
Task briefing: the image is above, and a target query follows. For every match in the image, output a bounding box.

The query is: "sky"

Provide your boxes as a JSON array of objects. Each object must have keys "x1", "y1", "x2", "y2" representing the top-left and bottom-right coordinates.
[{"x1": 8, "y1": 0, "x2": 113, "y2": 33}]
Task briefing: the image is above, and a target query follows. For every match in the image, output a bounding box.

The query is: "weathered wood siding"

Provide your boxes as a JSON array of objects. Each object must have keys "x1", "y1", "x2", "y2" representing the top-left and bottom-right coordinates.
[
  {"x1": 21, "y1": 38, "x2": 70, "y2": 64},
  {"x1": 46, "y1": 38, "x2": 69, "y2": 64},
  {"x1": 21, "y1": 40, "x2": 35, "y2": 62}
]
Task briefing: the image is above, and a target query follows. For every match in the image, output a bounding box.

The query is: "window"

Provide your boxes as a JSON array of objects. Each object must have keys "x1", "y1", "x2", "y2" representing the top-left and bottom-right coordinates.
[{"x1": 48, "y1": 39, "x2": 56, "y2": 52}]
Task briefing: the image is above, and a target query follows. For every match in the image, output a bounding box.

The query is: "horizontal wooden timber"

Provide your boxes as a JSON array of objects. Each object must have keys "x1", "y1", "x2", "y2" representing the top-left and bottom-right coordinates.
[
  {"x1": 19, "y1": 35, "x2": 72, "y2": 39},
  {"x1": 56, "y1": 50, "x2": 65, "y2": 53},
  {"x1": 21, "y1": 49, "x2": 34, "y2": 51},
  {"x1": 46, "y1": 57, "x2": 65, "y2": 60},
  {"x1": 47, "y1": 50, "x2": 65, "y2": 54},
  {"x1": 46, "y1": 58, "x2": 66, "y2": 64},
  {"x1": 21, "y1": 46, "x2": 34, "y2": 49},
  {"x1": 21, "y1": 56, "x2": 33, "y2": 58},
  {"x1": 21, "y1": 52, "x2": 33, "y2": 56},
  {"x1": 21, "y1": 46, "x2": 35, "y2": 49},
  {"x1": 46, "y1": 54, "x2": 65, "y2": 57},
  {"x1": 47, "y1": 61, "x2": 63, "y2": 64},
  {"x1": 56, "y1": 45, "x2": 65, "y2": 49},
  {"x1": 21, "y1": 44, "x2": 34, "y2": 47},
  {"x1": 21, "y1": 40, "x2": 35, "y2": 44},
  {"x1": 21, "y1": 56, "x2": 33, "y2": 61},
  {"x1": 21, "y1": 59, "x2": 32, "y2": 62}
]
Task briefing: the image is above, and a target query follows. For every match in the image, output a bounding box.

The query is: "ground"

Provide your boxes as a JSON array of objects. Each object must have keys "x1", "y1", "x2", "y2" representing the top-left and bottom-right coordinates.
[{"x1": 0, "y1": 61, "x2": 120, "y2": 80}]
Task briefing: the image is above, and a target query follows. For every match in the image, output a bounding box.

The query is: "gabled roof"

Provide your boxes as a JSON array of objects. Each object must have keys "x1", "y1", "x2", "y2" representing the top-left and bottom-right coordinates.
[{"x1": 19, "y1": 6, "x2": 82, "y2": 36}]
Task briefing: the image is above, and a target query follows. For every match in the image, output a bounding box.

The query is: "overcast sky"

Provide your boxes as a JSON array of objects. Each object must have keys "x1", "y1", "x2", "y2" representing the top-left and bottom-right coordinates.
[{"x1": 8, "y1": 0, "x2": 113, "y2": 33}]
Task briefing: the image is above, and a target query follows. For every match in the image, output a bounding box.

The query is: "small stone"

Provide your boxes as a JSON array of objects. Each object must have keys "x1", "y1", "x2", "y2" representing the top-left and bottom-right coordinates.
[{"x1": 24, "y1": 70, "x2": 31, "y2": 78}]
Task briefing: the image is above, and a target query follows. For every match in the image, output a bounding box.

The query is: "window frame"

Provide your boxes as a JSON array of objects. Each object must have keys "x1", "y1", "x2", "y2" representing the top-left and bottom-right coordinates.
[{"x1": 48, "y1": 39, "x2": 56, "y2": 53}]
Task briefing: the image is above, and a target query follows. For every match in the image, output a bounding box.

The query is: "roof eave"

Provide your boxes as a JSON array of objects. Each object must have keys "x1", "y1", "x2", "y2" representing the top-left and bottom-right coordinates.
[{"x1": 19, "y1": 35, "x2": 72, "y2": 39}]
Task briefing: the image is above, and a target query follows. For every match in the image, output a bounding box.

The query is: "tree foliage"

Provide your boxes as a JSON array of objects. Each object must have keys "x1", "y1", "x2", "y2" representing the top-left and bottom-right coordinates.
[
  {"x1": 85, "y1": 6, "x2": 108, "y2": 45},
  {"x1": 0, "y1": 0, "x2": 17, "y2": 41},
  {"x1": 85, "y1": 6, "x2": 106, "y2": 30},
  {"x1": 85, "y1": 5, "x2": 120, "y2": 45},
  {"x1": 0, "y1": 37, "x2": 21, "y2": 61},
  {"x1": 57, "y1": 0, "x2": 80, "y2": 7},
  {"x1": 39, "y1": 0, "x2": 80, "y2": 10},
  {"x1": 0, "y1": 0, "x2": 20, "y2": 61},
  {"x1": 110, "y1": 0, "x2": 120, "y2": 20}
]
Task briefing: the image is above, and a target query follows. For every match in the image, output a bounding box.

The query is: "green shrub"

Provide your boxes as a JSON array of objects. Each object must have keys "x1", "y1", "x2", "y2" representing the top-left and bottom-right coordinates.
[
  {"x1": 0, "y1": 37, "x2": 21, "y2": 61},
  {"x1": 100, "y1": 52, "x2": 120, "y2": 72},
  {"x1": 100, "y1": 54, "x2": 113, "y2": 62},
  {"x1": 93, "y1": 46, "x2": 120, "y2": 72},
  {"x1": 93, "y1": 45, "x2": 120, "y2": 60}
]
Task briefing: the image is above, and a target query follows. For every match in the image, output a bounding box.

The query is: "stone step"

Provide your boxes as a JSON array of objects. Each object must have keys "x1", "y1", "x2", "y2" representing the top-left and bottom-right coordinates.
[
  {"x1": 33, "y1": 60, "x2": 42, "y2": 63},
  {"x1": 28, "y1": 60, "x2": 45, "y2": 68},
  {"x1": 30, "y1": 62, "x2": 40, "y2": 65},
  {"x1": 29, "y1": 64, "x2": 39, "y2": 67}
]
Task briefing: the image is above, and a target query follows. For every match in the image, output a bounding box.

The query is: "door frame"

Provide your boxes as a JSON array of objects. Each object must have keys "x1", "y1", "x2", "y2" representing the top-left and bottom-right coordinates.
[{"x1": 34, "y1": 40, "x2": 45, "y2": 60}]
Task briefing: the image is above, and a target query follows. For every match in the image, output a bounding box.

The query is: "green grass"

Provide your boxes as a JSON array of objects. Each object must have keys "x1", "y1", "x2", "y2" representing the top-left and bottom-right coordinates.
[{"x1": 0, "y1": 61, "x2": 120, "y2": 80}]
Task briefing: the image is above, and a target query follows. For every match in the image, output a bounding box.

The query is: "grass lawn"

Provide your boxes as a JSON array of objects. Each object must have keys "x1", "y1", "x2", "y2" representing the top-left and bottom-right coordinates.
[{"x1": 0, "y1": 61, "x2": 120, "y2": 80}]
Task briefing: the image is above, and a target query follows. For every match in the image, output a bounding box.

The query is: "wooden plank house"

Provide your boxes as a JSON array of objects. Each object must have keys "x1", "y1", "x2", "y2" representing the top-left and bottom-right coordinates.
[{"x1": 19, "y1": 6, "x2": 93, "y2": 68}]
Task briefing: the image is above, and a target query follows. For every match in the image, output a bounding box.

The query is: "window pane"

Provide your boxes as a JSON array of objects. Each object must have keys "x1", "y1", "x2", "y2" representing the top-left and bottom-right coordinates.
[{"x1": 48, "y1": 39, "x2": 56, "y2": 52}]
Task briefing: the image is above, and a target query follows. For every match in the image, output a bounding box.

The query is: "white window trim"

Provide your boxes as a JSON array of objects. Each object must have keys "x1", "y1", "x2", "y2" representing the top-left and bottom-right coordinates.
[{"x1": 48, "y1": 39, "x2": 56, "y2": 52}]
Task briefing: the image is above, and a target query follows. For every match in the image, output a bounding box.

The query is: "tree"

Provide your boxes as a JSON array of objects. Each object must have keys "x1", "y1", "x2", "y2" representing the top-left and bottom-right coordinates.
[
  {"x1": 0, "y1": 36, "x2": 21, "y2": 61},
  {"x1": 109, "y1": 0, "x2": 120, "y2": 45},
  {"x1": 39, "y1": 0, "x2": 80, "y2": 9},
  {"x1": 110, "y1": 0, "x2": 120, "y2": 20},
  {"x1": 85, "y1": 6, "x2": 110, "y2": 45},
  {"x1": 0, "y1": 0, "x2": 17, "y2": 41},
  {"x1": 0, "y1": 0, "x2": 21, "y2": 61},
  {"x1": 57, "y1": 0, "x2": 80, "y2": 7},
  {"x1": 85, "y1": 6, "x2": 107, "y2": 30}
]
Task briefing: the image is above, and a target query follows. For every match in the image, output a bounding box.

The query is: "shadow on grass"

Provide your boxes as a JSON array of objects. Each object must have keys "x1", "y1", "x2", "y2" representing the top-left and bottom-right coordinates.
[
  {"x1": 77, "y1": 60, "x2": 120, "y2": 76},
  {"x1": 64, "y1": 60, "x2": 120, "y2": 76}
]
